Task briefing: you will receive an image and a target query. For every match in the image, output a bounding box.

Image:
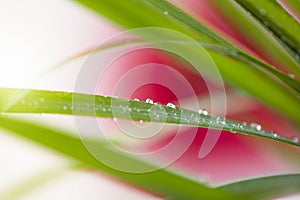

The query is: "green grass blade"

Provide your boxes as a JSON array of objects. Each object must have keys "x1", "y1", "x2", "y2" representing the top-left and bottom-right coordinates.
[
  {"x1": 73, "y1": 0, "x2": 219, "y2": 45},
  {"x1": 234, "y1": 0, "x2": 300, "y2": 63},
  {"x1": 238, "y1": 51, "x2": 300, "y2": 93},
  {"x1": 219, "y1": 174, "x2": 300, "y2": 199},
  {"x1": 74, "y1": 0, "x2": 300, "y2": 101},
  {"x1": 206, "y1": 51, "x2": 300, "y2": 125},
  {"x1": 48, "y1": 34, "x2": 300, "y2": 126},
  {"x1": 143, "y1": 0, "x2": 234, "y2": 47},
  {"x1": 0, "y1": 88, "x2": 299, "y2": 147},
  {"x1": 0, "y1": 115, "x2": 239, "y2": 200},
  {"x1": 211, "y1": 0, "x2": 300, "y2": 77}
]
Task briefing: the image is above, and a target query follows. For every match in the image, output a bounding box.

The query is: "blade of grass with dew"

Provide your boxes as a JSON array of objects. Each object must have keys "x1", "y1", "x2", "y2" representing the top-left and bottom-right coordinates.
[
  {"x1": 210, "y1": 0, "x2": 300, "y2": 76},
  {"x1": 219, "y1": 174, "x2": 300, "y2": 199},
  {"x1": 233, "y1": 0, "x2": 300, "y2": 64},
  {"x1": 0, "y1": 115, "x2": 240, "y2": 200},
  {"x1": 0, "y1": 163, "x2": 81, "y2": 200},
  {"x1": 0, "y1": 88, "x2": 299, "y2": 147}
]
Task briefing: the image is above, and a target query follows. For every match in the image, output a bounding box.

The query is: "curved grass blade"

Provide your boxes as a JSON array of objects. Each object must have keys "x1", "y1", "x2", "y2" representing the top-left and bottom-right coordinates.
[
  {"x1": 210, "y1": 0, "x2": 300, "y2": 77},
  {"x1": 144, "y1": 0, "x2": 300, "y2": 92},
  {"x1": 206, "y1": 51, "x2": 300, "y2": 125},
  {"x1": 144, "y1": 0, "x2": 234, "y2": 47},
  {"x1": 0, "y1": 88, "x2": 299, "y2": 147},
  {"x1": 219, "y1": 174, "x2": 300, "y2": 199},
  {"x1": 46, "y1": 37, "x2": 300, "y2": 125},
  {"x1": 234, "y1": 0, "x2": 300, "y2": 64},
  {"x1": 73, "y1": 0, "x2": 219, "y2": 45},
  {"x1": 135, "y1": 1, "x2": 300, "y2": 95},
  {"x1": 74, "y1": 0, "x2": 300, "y2": 100},
  {"x1": 43, "y1": 39, "x2": 143, "y2": 77},
  {"x1": 0, "y1": 115, "x2": 239, "y2": 200},
  {"x1": 238, "y1": 51, "x2": 300, "y2": 93}
]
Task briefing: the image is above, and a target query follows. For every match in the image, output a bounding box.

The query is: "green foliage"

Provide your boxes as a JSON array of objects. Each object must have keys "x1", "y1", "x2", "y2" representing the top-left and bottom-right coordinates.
[
  {"x1": 74, "y1": 0, "x2": 300, "y2": 123},
  {"x1": 1, "y1": 0, "x2": 300, "y2": 199},
  {"x1": 220, "y1": 174, "x2": 300, "y2": 199},
  {"x1": 234, "y1": 0, "x2": 300, "y2": 63}
]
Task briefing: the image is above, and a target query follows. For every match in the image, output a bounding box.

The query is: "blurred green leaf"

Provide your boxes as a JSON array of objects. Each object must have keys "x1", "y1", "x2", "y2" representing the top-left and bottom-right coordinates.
[
  {"x1": 1, "y1": 115, "x2": 300, "y2": 199},
  {"x1": 234, "y1": 0, "x2": 300, "y2": 64},
  {"x1": 204, "y1": 51, "x2": 300, "y2": 125},
  {"x1": 211, "y1": 0, "x2": 300, "y2": 76},
  {"x1": 0, "y1": 115, "x2": 239, "y2": 200},
  {"x1": 220, "y1": 174, "x2": 300, "y2": 199},
  {"x1": 73, "y1": 0, "x2": 300, "y2": 122}
]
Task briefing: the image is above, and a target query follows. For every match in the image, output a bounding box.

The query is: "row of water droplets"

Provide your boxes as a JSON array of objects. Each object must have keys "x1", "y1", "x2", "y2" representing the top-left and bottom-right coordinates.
[
  {"x1": 12, "y1": 94, "x2": 300, "y2": 145},
  {"x1": 138, "y1": 98, "x2": 250, "y2": 128},
  {"x1": 133, "y1": 97, "x2": 299, "y2": 144},
  {"x1": 74, "y1": 95, "x2": 300, "y2": 144}
]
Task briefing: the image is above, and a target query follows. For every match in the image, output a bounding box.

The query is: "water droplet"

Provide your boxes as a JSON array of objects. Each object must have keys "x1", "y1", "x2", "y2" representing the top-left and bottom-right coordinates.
[
  {"x1": 133, "y1": 98, "x2": 140, "y2": 101},
  {"x1": 198, "y1": 109, "x2": 208, "y2": 116},
  {"x1": 242, "y1": 122, "x2": 248, "y2": 126},
  {"x1": 250, "y1": 123, "x2": 262, "y2": 131},
  {"x1": 113, "y1": 117, "x2": 118, "y2": 122},
  {"x1": 292, "y1": 137, "x2": 299, "y2": 143},
  {"x1": 139, "y1": 120, "x2": 143, "y2": 123},
  {"x1": 288, "y1": 73, "x2": 295, "y2": 79},
  {"x1": 63, "y1": 106, "x2": 68, "y2": 111},
  {"x1": 145, "y1": 98, "x2": 154, "y2": 104},
  {"x1": 234, "y1": 122, "x2": 239, "y2": 127},
  {"x1": 164, "y1": 11, "x2": 168, "y2": 15},
  {"x1": 239, "y1": 124, "x2": 245, "y2": 130},
  {"x1": 216, "y1": 116, "x2": 226, "y2": 125},
  {"x1": 167, "y1": 102, "x2": 176, "y2": 109},
  {"x1": 272, "y1": 132, "x2": 278, "y2": 138}
]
